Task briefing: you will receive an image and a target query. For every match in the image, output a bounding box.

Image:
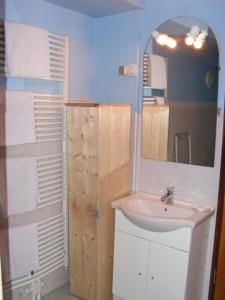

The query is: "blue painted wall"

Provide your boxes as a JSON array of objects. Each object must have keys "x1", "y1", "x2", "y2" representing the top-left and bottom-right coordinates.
[
  {"x1": 126, "y1": 0, "x2": 145, "y2": 9},
  {"x1": 93, "y1": 10, "x2": 142, "y2": 111},
  {"x1": 2, "y1": 0, "x2": 95, "y2": 99}
]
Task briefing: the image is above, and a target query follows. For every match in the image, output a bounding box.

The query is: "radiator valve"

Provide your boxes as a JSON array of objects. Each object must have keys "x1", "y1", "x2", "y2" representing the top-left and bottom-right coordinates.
[{"x1": 30, "y1": 279, "x2": 44, "y2": 300}]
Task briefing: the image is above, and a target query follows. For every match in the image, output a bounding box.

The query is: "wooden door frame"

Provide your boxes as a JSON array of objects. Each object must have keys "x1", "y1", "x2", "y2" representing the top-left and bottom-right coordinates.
[{"x1": 209, "y1": 105, "x2": 225, "y2": 299}]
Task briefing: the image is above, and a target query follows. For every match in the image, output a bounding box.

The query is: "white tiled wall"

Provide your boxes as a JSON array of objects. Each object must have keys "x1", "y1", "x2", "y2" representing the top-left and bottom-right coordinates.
[{"x1": 136, "y1": 114, "x2": 223, "y2": 206}]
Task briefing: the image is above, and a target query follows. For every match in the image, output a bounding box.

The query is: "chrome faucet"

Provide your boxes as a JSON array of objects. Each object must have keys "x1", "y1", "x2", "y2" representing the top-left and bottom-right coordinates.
[{"x1": 161, "y1": 187, "x2": 174, "y2": 205}]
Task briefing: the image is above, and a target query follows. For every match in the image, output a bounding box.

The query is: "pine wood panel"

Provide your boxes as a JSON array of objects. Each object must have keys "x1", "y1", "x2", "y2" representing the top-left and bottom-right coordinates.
[
  {"x1": 67, "y1": 104, "x2": 131, "y2": 300},
  {"x1": 68, "y1": 106, "x2": 98, "y2": 299},
  {"x1": 142, "y1": 104, "x2": 169, "y2": 160},
  {"x1": 97, "y1": 105, "x2": 131, "y2": 300}
]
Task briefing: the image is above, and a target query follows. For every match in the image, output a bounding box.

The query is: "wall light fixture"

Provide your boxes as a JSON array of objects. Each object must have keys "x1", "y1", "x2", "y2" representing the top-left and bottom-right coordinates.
[
  {"x1": 185, "y1": 26, "x2": 208, "y2": 49},
  {"x1": 152, "y1": 31, "x2": 177, "y2": 49},
  {"x1": 152, "y1": 31, "x2": 168, "y2": 46},
  {"x1": 193, "y1": 30, "x2": 208, "y2": 49},
  {"x1": 185, "y1": 25, "x2": 200, "y2": 46},
  {"x1": 167, "y1": 37, "x2": 177, "y2": 49}
]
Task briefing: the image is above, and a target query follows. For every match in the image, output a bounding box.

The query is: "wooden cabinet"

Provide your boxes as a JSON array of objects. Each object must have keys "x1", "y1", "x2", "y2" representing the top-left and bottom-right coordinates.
[
  {"x1": 67, "y1": 103, "x2": 131, "y2": 300},
  {"x1": 142, "y1": 104, "x2": 169, "y2": 160}
]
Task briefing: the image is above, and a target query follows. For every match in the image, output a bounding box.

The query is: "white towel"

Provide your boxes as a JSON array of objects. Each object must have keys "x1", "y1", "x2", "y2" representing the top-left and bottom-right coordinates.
[
  {"x1": 156, "y1": 97, "x2": 165, "y2": 105},
  {"x1": 0, "y1": 223, "x2": 39, "y2": 282},
  {"x1": 148, "y1": 54, "x2": 167, "y2": 89},
  {"x1": 0, "y1": 90, "x2": 36, "y2": 146},
  {"x1": 5, "y1": 21, "x2": 50, "y2": 79},
  {"x1": 0, "y1": 157, "x2": 38, "y2": 216}
]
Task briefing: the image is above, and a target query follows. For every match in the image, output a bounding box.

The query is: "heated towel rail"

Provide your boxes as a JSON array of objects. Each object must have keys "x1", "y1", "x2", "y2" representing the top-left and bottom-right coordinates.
[{"x1": 0, "y1": 21, "x2": 69, "y2": 296}]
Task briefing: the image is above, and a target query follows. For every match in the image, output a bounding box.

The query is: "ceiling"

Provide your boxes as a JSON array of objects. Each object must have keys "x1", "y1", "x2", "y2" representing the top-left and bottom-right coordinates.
[{"x1": 44, "y1": 0, "x2": 141, "y2": 18}]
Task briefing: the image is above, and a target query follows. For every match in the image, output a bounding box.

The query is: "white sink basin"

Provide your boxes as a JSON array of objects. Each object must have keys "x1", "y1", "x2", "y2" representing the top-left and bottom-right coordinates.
[{"x1": 112, "y1": 193, "x2": 214, "y2": 232}]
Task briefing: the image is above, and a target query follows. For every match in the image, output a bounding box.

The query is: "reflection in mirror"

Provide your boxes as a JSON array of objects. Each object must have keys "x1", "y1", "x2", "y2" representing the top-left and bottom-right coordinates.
[{"x1": 142, "y1": 16, "x2": 219, "y2": 167}]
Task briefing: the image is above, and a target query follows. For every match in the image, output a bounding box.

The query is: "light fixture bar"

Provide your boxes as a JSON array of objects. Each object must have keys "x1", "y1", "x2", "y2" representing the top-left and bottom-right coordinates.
[
  {"x1": 152, "y1": 30, "x2": 177, "y2": 49},
  {"x1": 185, "y1": 25, "x2": 208, "y2": 49},
  {"x1": 185, "y1": 25, "x2": 200, "y2": 46}
]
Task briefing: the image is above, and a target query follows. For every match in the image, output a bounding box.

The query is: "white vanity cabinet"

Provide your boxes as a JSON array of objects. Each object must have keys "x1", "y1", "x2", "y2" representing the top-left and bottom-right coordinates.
[
  {"x1": 147, "y1": 242, "x2": 189, "y2": 300},
  {"x1": 112, "y1": 210, "x2": 210, "y2": 300},
  {"x1": 113, "y1": 231, "x2": 149, "y2": 300}
]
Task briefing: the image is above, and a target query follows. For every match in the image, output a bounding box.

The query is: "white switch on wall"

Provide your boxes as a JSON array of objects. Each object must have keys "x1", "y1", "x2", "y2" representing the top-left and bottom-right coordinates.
[{"x1": 119, "y1": 64, "x2": 138, "y2": 76}]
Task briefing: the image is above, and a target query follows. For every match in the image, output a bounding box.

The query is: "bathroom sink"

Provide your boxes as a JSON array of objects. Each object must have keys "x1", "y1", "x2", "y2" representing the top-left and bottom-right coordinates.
[{"x1": 112, "y1": 193, "x2": 214, "y2": 232}]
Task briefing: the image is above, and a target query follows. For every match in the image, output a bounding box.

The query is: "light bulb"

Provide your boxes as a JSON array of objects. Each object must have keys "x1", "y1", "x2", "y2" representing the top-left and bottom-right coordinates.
[
  {"x1": 198, "y1": 30, "x2": 208, "y2": 42},
  {"x1": 190, "y1": 25, "x2": 200, "y2": 36},
  {"x1": 185, "y1": 25, "x2": 200, "y2": 46},
  {"x1": 193, "y1": 30, "x2": 207, "y2": 49},
  {"x1": 152, "y1": 30, "x2": 159, "y2": 40},
  {"x1": 194, "y1": 38, "x2": 203, "y2": 49},
  {"x1": 157, "y1": 34, "x2": 168, "y2": 45},
  {"x1": 166, "y1": 37, "x2": 177, "y2": 49},
  {"x1": 185, "y1": 35, "x2": 194, "y2": 46}
]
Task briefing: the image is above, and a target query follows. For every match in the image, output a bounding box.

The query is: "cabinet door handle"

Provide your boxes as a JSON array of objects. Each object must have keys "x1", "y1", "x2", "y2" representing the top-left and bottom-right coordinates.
[
  {"x1": 151, "y1": 276, "x2": 155, "y2": 280},
  {"x1": 92, "y1": 208, "x2": 100, "y2": 220},
  {"x1": 138, "y1": 272, "x2": 142, "y2": 276}
]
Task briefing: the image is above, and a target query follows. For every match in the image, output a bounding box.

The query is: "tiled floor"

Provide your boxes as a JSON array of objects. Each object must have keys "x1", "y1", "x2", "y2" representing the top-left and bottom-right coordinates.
[{"x1": 42, "y1": 284, "x2": 79, "y2": 300}]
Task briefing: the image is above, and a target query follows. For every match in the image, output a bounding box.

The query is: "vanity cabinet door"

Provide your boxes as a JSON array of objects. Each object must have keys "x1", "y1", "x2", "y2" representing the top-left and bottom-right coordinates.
[
  {"x1": 147, "y1": 242, "x2": 189, "y2": 300},
  {"x1": 113, "y1": 231, "x2": 149, "y2": 300}
]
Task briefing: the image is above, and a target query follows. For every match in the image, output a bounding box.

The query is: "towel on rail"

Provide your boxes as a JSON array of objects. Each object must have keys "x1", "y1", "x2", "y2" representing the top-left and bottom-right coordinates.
[
  {"x1": 0, "y1": 157, "x2": 38, "y2": 216},
  {"x1": 155, "y1": 96, "x2": 165, "y2": 105},
  {"x1": 0, "y1": 223, "x2": 39, "y2": 282},
  {"x1": 5, "y1": 21, "x2": 50, "y2": 79},
  {"x1": 148, "y1": 54, "x2": 167, "y2": 89},
  {"x1": 0, "y1": 90, "x2": 36, "y2": 146}
]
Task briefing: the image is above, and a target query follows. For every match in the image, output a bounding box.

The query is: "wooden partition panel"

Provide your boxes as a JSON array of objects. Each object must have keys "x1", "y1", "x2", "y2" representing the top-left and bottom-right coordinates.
[
  {"x1": 67, "y1": 103, "x2": 131, "y2": 300},
  {"x1": 142, "y1": 104, "x2": 169, "y2": 161},
  {"x1": 97, "y1": 105, "x2": 131, "y2": 300}
]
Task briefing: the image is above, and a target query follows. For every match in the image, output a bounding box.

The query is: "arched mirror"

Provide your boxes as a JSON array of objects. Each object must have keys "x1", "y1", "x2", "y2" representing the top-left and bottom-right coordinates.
[{"x1": 142, "y1": 16, "x2": 219, "y2": 167}]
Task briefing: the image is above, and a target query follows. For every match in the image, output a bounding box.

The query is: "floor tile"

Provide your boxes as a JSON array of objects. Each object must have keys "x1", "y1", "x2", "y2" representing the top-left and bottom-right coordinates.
[{"x1": 42, "y1": 284, "x2": 79, "y2": 300}]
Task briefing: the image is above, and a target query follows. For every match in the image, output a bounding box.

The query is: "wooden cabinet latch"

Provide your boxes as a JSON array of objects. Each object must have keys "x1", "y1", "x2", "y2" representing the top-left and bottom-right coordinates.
[{"x1": 92, "y1": 209, "x2": 100, "y2": 220}]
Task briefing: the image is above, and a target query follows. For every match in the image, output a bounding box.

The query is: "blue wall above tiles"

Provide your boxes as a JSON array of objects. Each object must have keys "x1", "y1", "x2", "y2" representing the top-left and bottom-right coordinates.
[{"x1": 93, "y1": 10, "x2": 142, "y2": 111}]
